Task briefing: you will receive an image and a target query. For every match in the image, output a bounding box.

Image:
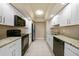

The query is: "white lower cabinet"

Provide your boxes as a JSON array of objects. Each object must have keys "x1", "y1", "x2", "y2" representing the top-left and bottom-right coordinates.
[
  {"x1": 0, "y1": 39, "x2": 21, "y2": 56},
  {"x1": 64, "y1": 43, "x2": 79, "y2": 56},
  {"x1": 15, "y1": 39, "x2": 21, "y2": 56},
  {"x1": 0, "y1": 45, "x2": 11, "y2": 56},
  {"x1": 2, "y1": 4, "x2": 14, "y2": 26}
]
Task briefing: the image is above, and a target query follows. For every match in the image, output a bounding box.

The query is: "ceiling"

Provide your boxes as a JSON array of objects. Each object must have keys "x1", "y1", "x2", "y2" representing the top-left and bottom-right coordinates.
[{"x1": 11, "y1": 3, "x2": 67, "y2": 22}]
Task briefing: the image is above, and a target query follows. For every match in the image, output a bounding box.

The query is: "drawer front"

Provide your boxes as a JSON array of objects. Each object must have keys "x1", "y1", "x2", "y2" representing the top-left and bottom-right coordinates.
[
  {"x1": 65, "y1": 43, "x2": 79, "y2": 56},
  {"x1": 64, "y1": 48, "x2": 77, "y2": 56}
]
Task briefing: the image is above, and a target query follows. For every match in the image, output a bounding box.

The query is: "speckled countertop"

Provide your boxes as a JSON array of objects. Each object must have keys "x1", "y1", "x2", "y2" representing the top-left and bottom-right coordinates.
[
  {"x1": 0, "y1": 37, "x2": 21, "y2": 48},
  {"x1": 53, "y1": 35, "x2": 79, "y2": 49}
]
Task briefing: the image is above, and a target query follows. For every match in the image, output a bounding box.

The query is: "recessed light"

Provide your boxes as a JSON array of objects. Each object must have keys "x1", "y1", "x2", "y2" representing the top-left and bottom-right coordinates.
[
  {"x1": 61, "y1": 3, "x2": 66, "y2": 5},
  {"x1": 35, "y1": 9, "x2": 44, "y2": 16},
  {"x1": 50, "y1": 14, "x2": 54, "y2": 18}
]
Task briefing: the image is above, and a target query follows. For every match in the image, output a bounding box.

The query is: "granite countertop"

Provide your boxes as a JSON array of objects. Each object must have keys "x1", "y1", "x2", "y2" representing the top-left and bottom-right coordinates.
[
  {"x1": 0, "y1": 37, "x2": 21, "y2": 48},
  {"x1": 53, "y1": 35, "x2": 79, "y2": 49}
]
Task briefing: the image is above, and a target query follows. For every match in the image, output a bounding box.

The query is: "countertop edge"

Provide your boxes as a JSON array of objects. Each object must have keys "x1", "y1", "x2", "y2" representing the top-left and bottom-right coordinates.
[{"x1": 0, "y1": 37, "x2": 21, "y2": 48}]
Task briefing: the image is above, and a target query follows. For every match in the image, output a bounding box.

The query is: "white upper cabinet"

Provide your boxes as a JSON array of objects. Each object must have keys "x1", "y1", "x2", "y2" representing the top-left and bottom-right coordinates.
[
  {"x1": 51, "y1": 4, "x2": 72, "y2": 27},
  {"x1": 51, "y1": 4, "x2": 79, "y2": 27},
  {"x1": 51, "y1": 15, "x2": 60, "y2": 26},
  {"x1": 71, "y1": 4, "x2": 79, "y2": 25},
  {"x1": 59, "y1": 4, "x2": 72, "y2": 26},
  {"x1": 57, "y1": 12, "x2": 67, "y2": 26},
  {"x1": 0, "y1": 3, "x2": 24, "y2": 26},
  {"x1": 59, "y1": 4, "x2": 79, "y2": 26},
  {"x1": 0, "y1": 4, "x2": 3, "y2": 16},
  {"x1": 0, "y1": 3, "x2": 15, "y2": 26},
  {"x1": 2, "y1": 4, "x2": 14, "y2": 26},
  {"x1": 0, "y1": 4, "x2": 4, "y2": 24}
]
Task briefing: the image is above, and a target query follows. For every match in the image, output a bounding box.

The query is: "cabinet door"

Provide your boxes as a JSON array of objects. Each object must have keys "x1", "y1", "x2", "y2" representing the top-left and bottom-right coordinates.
[
  {"x1": 52, "y1": 15, "x2": 60, "y2": 25},
  {"x1": 49, "y1": 35, "x2": 53, "y2": 50},
  {"x1": 0, "y1": 39, "x2": 21, "y2": 56},
  {"x1": 59, "y1": 4, "x2": 71, "y2": 26},
  {"x1": 9, "y1": 39, "x2": 21, "y2": 56},
  {"x1": 71, "y1": 4, "x2": 79, "y2": 25},
  {"x1": 0, "y1": 4, "x2": 3, "y2": 16},
  {"x1": 64, "y1": 48, "x2": 77, "y2": 56},
  {"x1": 58, "y1": 11, "x2": 67, "y2": 26},
  {"x1": 0, "y1": 46, "x2": 11, "y2": 56},
  {"x1": 64, "y1": 43, "x2": 79, "y2": 56},
  {"x1": 0, "y1": 4, "x2": 4, "y2": 24},
  {"x1": 15, "y1": 39, "x2": 21, "y2": 56},
  {"x1": 0, "y1": 42, "x2": 15, "y2": 56},
  {"x1": 3, "y1": 4, "x2": 14, "y2": 26},
  {"x1": 9, "y1": 44, "x2": 16, "y2": 56}
]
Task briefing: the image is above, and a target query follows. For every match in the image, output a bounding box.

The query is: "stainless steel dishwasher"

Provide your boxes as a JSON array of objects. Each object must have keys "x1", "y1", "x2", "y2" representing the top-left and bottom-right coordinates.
[{"x1": 53, "y1": 37, "x2": 64, "y2": 56}]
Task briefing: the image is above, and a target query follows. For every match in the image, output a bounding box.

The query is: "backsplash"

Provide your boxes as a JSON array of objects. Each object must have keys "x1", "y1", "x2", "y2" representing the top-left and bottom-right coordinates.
[
  {"x1": 15, "y1": 27, "x2": 28, "y2": 34},
  {"x1": 60, "y1": 25, "x2": 79, "y2": 40},
  {"x1": 0, "y1": 25, "x2": 27, "y2": 40},
  {"x1": 0, "y1": 25, "x2": 13, "y2": 39}
]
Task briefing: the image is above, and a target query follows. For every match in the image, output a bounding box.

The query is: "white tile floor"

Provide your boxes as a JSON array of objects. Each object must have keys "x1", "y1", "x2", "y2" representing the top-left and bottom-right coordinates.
[{"x1": 24, "y1": 39, "x2": 53, "y2": 56}]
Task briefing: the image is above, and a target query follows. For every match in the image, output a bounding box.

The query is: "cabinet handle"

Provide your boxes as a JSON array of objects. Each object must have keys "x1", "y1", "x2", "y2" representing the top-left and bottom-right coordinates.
[
  {"x1": 67, "y1": 19, "x2": 70, "y2": 24},
  {"x1": 12, "y1": 51, "x2": 14, "y2": 56},
  {"x1": 3, "y1": 17, "x2": 5, "y2": 23},
  {"x1": 12, "y1": 49, "x2": 16, "y2": 56},
  {"x1": 0, "y1": 16, "x2": 2, "y2": 23},
  {"x1": 67, "y1": 19, "x2": 68, "y2": 24},
  {"x1": 69, "y1": 19, "x2": 70, "y2": 24},
  {"x1": 68, "y1": 19, "x2": 69, "y2": 24}
]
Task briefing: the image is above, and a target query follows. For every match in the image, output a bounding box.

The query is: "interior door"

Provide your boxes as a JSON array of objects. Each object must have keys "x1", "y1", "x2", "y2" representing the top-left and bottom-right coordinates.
[{"x1": 35, "y1": 22, "x2": 46, "y2": 40}]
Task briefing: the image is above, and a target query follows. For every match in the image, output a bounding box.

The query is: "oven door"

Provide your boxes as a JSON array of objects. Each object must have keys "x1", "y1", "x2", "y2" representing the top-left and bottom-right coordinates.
[{"x1": 21, "y1": 34, "x2": 29, "y2": 56}]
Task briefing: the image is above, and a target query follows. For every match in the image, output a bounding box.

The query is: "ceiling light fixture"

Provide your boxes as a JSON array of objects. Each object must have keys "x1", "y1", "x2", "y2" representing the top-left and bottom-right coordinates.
[
  {"x1": 50, "y1": 14, "x2": 54, "y2": 18},
  {"x1": 35, "y1": 9, "x2": 44, "y2": 16},
  {"x1": 61, "y1": 3, "x2": 66, "y2": 5}
]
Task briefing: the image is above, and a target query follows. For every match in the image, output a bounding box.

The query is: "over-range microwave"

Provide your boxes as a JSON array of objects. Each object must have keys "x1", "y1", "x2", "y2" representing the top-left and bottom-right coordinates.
[{"x1": 14, "y1": 15, "x2": 26, "y2": 26}]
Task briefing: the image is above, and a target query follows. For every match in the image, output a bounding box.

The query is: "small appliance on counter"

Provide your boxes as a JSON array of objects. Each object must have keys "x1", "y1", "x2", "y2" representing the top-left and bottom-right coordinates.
[{"x1": 7, "y1": 29, "x2": 21, "y2": 37}]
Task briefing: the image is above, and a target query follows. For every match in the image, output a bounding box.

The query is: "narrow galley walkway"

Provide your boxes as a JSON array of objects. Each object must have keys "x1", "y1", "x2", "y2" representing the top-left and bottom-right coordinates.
[{"x1": 24, "y1": 39, "x2": 53, "y2": 56}]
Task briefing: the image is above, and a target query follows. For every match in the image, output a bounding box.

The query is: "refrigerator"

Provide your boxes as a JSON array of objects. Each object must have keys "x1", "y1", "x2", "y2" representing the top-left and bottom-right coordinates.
[{"x1": 32, "y1": 23, "x2": 35, "y2": 41}]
